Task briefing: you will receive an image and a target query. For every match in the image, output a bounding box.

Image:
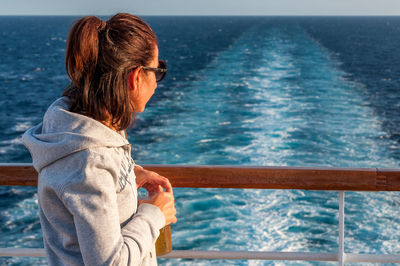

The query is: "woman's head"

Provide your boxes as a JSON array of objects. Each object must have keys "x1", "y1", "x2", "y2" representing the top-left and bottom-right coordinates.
[{"x1": 63, "y1": 13, "x2": 159, "y2": 130}]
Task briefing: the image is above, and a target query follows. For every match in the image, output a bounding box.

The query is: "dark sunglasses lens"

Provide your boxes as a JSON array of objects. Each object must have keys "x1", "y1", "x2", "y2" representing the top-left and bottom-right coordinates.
[
  {"x1": 156, "y1": 60, "x2": 167, "y2": 82},
  {"x1": 157, "y1": 73, "x2": 164, "y2": 82}
]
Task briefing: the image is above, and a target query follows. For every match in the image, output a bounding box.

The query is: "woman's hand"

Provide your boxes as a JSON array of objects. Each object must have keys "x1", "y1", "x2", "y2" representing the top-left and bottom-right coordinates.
[
  {"x1": 135, "y1": 166, "x2": 177, "y2": 224},
  {"x1": 140, "y1": 192, "x2": 177, "y2": 225},
  {"x1": 134, "y1": 166, "x2": 173, "y2": 197}
]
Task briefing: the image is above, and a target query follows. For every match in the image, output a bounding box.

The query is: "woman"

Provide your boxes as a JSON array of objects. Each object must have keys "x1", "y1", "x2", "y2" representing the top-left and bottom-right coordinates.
[{"x1": 22, "y1": 13, "x2": 177, "y2": 265}]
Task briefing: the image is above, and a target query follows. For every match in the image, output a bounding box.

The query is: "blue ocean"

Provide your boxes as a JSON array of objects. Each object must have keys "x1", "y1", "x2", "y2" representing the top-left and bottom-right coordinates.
[{"x1": 1, "y1": 16, "x2": 400, "y2": 265}]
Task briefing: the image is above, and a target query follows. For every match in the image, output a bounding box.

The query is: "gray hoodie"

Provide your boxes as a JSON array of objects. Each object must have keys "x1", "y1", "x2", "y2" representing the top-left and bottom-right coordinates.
[{"x1": 22, "y1": 97, "x2": 165, "y2": 266}]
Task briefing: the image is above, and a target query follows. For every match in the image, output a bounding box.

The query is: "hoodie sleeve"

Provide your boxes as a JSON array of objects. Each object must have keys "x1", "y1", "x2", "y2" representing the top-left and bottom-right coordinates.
[{"x1": 60, "y1": 151, "x2": 165, "y2": 266}]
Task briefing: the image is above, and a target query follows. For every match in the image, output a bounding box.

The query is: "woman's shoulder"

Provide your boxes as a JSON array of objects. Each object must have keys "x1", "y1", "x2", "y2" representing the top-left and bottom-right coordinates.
[{"x1": 39, "y1": 145, "x2": 127, "y2": 194}]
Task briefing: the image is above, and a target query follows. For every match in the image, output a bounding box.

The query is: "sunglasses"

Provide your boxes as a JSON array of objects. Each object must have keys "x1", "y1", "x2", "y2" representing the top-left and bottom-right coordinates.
[{"x1": 129, "y1": 60, "x2": 167, "y2": 82}]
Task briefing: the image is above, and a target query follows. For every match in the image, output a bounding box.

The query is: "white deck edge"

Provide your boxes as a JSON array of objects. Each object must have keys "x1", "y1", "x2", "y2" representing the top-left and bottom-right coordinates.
[{"x1": 2, "y1": 248, "x2": 400, "y2": 263}]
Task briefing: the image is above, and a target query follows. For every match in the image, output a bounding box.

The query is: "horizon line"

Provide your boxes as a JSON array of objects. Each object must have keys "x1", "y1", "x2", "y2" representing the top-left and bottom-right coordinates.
[{"x1": 1, "y1": 14, "x2": 400, "y2": 17}]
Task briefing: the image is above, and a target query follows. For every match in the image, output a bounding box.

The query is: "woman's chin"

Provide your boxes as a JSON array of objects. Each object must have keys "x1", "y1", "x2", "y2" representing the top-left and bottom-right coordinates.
[{"x1": 136, "y1": 107, "x2": 145, "y2": 113}]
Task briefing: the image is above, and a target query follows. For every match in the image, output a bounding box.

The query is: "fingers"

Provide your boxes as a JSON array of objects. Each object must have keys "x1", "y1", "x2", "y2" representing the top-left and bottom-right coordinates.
[
  {"x1": 147, "y1": 185, "x2": 163, "y2": 198},
  {"x1": 142, "y1": 171, "x2": 173, "y2": 193},
  {"x1": 164, "y1": 203, "x2": 177, "y2": 225},
  {"x1": 165, "y1": 179, "x2": 173, "y2": 192},
  {"x1": 150, "y1": 172, "x2": 173, "y2": 192},
  {"x1": 164, "y1": 193, "x2": 177, "y2": 225},
  {"x1": 146, "y1": 192, "x2": 177, "y2": 225},
  {"x1": 136, "y1": 169, "x2": 176, "y2": 224},
  {"x1": 167, "y1": 216, "x2": 177, "y2": 225},
  {"x1": 143, "y1": 183, "x2": 163, "y2": 193}
]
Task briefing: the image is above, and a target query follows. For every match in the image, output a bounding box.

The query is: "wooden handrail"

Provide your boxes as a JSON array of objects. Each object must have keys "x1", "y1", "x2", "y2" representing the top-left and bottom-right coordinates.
[{"x1": 1, "y1": 163, "x2": 400, "y2": 191}]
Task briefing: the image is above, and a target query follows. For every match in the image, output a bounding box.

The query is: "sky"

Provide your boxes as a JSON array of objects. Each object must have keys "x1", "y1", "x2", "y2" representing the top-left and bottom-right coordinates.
[{"x1": 1, "y1": 0, "x2": 400, "y2": 16}]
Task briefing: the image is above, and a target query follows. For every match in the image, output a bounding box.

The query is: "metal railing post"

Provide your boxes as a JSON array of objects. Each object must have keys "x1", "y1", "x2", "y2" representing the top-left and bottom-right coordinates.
[{"x1": 338, "y1": 191, "x2": 345, "y2": 265}]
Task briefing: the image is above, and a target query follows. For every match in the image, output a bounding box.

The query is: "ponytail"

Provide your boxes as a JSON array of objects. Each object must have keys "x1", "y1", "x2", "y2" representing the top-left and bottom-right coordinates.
[{"x1": 65, "y1": 16, "x2": 104, "y2": 108}]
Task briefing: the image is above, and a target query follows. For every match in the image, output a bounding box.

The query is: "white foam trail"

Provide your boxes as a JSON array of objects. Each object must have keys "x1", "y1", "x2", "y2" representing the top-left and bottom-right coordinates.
[
  {"x1": 137, "y1": 24, "x2": 400, "y2": 263},
  {"x1": 224, "y1": 25, "x2": 400, "y2": 256}
]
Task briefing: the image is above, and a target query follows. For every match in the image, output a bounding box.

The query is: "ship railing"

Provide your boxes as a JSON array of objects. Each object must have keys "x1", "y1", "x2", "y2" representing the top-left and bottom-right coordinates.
[{"x1": 1, "y1": 163, "x2": 400, "y2": 265}]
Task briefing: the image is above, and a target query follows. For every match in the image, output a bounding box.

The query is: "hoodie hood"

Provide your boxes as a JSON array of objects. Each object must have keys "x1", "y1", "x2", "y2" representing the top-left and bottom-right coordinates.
[{"x1": 22, "y1": 97, "x2": 129, "y2": 172}]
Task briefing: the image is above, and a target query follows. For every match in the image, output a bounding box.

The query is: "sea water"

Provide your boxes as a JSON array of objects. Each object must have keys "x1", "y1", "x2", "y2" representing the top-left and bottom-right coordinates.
[{"x1": 1, "y1": 16, "x2": 400, "y2": 265}]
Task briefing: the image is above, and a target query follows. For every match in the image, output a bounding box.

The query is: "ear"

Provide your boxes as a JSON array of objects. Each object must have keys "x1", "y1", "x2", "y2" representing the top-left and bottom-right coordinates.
[{"x1": 128, "y1": 67, "x2": 141, "y2": 92}]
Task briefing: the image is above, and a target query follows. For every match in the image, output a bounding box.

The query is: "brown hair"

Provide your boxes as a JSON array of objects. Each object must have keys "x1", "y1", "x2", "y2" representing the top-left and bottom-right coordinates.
[{"x1": 63, "y1": 13, "x2": 157, "y2": 130}]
